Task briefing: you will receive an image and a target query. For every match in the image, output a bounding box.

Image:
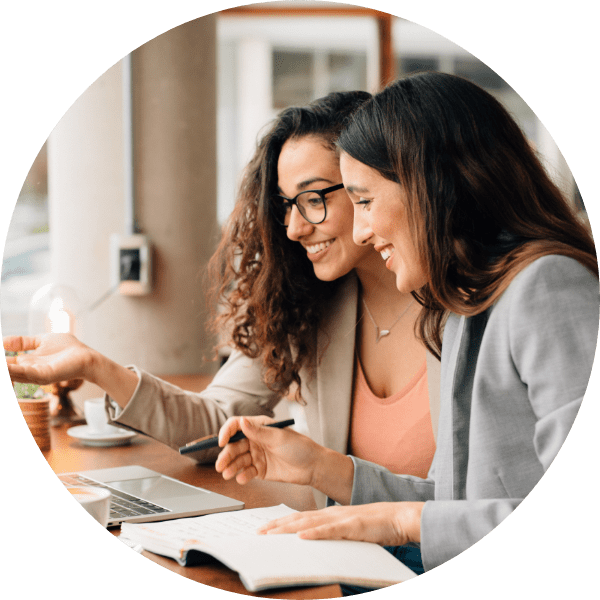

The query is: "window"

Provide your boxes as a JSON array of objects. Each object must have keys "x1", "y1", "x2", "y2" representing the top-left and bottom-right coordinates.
[
  {"x1": 272, "y1": 49, "x2": 368, "y2": 110},
  {"x1": 217, "y1": 14, "x2": 377, "y2": 223},
  {"x1": 272, "y1": 50, "x2": 314, "y2": 109},
  {"x1": 1, "y1": 144, "x2": 51, "y2": 336},
  {"x1": 397, "y1": 56, "x2": 438, "y2": 75},
  {"x1": 454, "y1": 57, "x2": 506, "y2": 90}
]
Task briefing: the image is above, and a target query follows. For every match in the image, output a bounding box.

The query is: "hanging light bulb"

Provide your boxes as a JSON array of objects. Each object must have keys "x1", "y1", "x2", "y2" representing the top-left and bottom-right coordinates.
[
  {"x1": 48, "y1": 297, "x2": 72, "y2": 333},
  {"x1": 27, "y1": 283, "x2": 84, "y2": 426},
  {"x1": 28, "y1": 283, "x2": 80, "y2": 336}
]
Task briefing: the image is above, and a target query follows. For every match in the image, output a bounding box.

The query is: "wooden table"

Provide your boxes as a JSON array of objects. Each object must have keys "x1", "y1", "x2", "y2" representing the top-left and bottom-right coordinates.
[{"x1": 42, "y1": 375, "x2": 341, "y2": 599}]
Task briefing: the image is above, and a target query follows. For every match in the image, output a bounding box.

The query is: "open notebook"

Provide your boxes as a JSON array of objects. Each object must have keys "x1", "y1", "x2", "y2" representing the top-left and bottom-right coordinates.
[{"x1": 120, "y1": 504, "x2": 417, "y2": 592}]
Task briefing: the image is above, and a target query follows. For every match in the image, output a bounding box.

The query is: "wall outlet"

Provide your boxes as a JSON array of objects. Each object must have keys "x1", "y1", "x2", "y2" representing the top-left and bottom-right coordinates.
[{"x1": 111, "y1": 234, "x2": 151, "y2": 295}]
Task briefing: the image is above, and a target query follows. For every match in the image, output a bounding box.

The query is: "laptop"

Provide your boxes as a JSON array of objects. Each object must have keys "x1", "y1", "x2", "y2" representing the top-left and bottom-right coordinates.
[{"x1": 58, "y1": 465, "x2": 245, "y2": 528}]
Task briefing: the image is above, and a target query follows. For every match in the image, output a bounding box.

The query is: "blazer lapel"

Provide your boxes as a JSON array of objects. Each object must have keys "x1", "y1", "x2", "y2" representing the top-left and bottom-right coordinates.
[
  {"x1": 426, "y1": 350, "x2": 441, "y2": 443},
  {"x1": 442, "y1": 311, "x2": 488, "y2": 499},
  {"x1": 436, "y1": 314, "x2": 463, "y2": 498},
  {"x1": 312, "y1": 275, "x2": 358, "y2": 454}
]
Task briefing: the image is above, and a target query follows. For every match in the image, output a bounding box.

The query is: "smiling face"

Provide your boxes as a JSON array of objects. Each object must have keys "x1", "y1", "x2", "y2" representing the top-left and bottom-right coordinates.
[
  {"x1": 340, "y1": 152, "x2": 429, "y2": 294},
  {"x1": 276, "y1": 136, "x2": 373, "y2": 282}
]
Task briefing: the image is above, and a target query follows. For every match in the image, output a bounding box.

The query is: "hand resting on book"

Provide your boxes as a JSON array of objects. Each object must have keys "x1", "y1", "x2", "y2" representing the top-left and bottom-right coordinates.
[
  {"x1": 257, "y1": 502, "x2": 423, "y2": 546},
  {"x1": 215, "y1": 415, "x2": 423, "y2": 547}
]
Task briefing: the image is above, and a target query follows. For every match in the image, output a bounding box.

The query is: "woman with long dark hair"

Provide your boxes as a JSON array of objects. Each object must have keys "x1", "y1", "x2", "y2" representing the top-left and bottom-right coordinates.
[
  {"x1": 214, "y1": 72, "x2": 598, "y2": 575},
  {"x1": 6, "y1": 91, "x2": 439, "y2": 575}
]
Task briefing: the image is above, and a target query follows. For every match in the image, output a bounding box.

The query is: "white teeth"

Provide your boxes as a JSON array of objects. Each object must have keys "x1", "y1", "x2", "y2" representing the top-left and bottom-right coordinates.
[
  {"x1": 380, "y1": 247, "x2": 395, "y2": 261},
  {"x1": 306, "y1": 240, "x2": 333, "y2": 254}
]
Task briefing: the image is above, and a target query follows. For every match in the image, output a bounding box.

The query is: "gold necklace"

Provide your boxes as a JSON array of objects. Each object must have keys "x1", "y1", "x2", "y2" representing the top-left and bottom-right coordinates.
[{"x1": 361, "y1": 297, "x2": 414, "y2": 343}]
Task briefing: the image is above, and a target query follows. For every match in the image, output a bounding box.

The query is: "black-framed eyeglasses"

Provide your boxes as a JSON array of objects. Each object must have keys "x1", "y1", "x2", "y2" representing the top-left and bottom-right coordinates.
[{"x1": 271, "y1": 183, "x2": 344, "y2": 226}]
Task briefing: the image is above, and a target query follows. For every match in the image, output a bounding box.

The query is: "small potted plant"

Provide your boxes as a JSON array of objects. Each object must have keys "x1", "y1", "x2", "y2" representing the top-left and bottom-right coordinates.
[
  {"x1": 12, "y1": 380, "x2": 56, "y2": 416},
  {"x1": 13, "y1": 381, "x2": 46, "y2": 400}
]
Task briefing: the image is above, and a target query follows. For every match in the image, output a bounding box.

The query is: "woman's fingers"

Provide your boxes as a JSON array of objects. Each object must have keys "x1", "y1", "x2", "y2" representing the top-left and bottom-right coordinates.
[
  {"x1": 257, "y1": 503, "x2": 420, "y2": 546},
  {"x1": 7, "y1": 361, "x2": 49, "y2": 384},
  {"x1": 217, "y1": 438, "x2": 263, "y2": 484},
  {"x1": 235, "y1": 464, "x2": 259, "y2": 485},
  {"x1": 6, "y1": 366, "x2": 28, "y2": 383},
  {"x1": 220, "y1": 445, "x2": 254, "y2": 481},
  {"x1": 217, "y1": 417, "x2": 243, "y2": 447},
  {"x1": 3, "y1": 335, "x2": 41, "y2": 353},
  {"x1": 215, "y1": 437, "x2": 250, "y2": 473},
  {"x1": 258, "y1": 507, "x2": 364, "y2": 539},
  {"x1": 295, "y1": 525, "x2": 333, "y2": 540},
  {"x1": 217, "y1": 415, "x2": 274, "y2": 447},
  {"x1": 258, "y1": 512, "x2": 319, "y2": 534},
  {"x1": 215, "y1": 417, "x2": 271, "y2": 483}
]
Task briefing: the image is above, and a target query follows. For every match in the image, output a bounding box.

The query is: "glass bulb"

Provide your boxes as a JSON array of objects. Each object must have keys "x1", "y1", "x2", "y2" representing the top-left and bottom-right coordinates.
[{"x1": 28, "y1": 283, "x2": 80, "y2": 336}]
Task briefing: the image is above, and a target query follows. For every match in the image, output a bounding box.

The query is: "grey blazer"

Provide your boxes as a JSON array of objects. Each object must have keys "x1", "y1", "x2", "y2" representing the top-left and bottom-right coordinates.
[
  {"x1": 350, "y1": 255, "x2": 599, "y2": 571},
  {"x1": 108, "y1": 274, "x2": 441, "y2": 508}
]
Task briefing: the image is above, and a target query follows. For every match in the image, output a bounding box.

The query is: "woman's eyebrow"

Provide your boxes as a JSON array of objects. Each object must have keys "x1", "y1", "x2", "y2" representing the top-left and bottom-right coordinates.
[
  {"x1": 297, "y1": 177, "x2": 336, "y2": 190},
  {"x1": 278, "y1": 177, "x2": 336, "y2": 195}
]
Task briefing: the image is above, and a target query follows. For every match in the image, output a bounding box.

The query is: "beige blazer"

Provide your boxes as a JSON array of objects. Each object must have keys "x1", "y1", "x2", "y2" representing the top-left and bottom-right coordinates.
[{"x1": 108, "y1": 274, "x2": 441, "y2": 507}]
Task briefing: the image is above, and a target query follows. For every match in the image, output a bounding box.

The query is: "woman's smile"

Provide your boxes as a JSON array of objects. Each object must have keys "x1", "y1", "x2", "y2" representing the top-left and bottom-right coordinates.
[
  {"x1": 304, "y1": 238, "x2": 335, "y2": 259},
  {"x1": 376, "y1": 244, "x2": 396, "y2": 266}
]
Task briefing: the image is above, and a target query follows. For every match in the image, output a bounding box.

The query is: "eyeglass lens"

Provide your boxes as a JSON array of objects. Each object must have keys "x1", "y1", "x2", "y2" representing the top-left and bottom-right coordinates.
[
  {"x1": 294, "y1": 191, "x2": 326, "y2": 223},
  {"x1": 273, "y1": 191, "x2": 326, "y2": 225}
]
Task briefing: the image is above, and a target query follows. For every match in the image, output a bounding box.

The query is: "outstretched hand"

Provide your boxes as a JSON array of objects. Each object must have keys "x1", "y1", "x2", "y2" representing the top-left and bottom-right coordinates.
[
  {"x1": 215, "y1": 416, "x2": 324, "y2": 487},
  {"x1": 4, "y1": 333, "x2": 93, "y2": 385},
  {"x1": 257, "y1": 502, "x2": 424, "y2": 546}
]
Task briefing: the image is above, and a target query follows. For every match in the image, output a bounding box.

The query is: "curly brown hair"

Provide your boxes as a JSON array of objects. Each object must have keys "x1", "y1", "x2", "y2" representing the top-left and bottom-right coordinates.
[
  {"x1": 206, "y1": 91, "x2": 372, "y2": 401},
  {"x1": 338, "y1": 72, "x2": 597, "y2": 359}
]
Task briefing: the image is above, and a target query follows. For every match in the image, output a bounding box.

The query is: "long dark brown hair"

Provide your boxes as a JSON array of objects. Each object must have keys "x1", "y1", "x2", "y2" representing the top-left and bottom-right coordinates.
[
  {"x1": 338, "y1": 72, "x2": 597, "y2": 359},
  {"x1": 206, "y1": 91, "x2": 372, "y2": 400}
]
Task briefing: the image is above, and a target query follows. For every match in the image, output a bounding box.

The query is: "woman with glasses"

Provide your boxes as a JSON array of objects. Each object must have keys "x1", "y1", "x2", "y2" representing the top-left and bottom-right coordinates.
[
  {"x1": 213, "y1": 72, "x2": 597, "y2": 576},
  {"x1": 5, "y1": 90, "x2": 439, "y2": 576}
]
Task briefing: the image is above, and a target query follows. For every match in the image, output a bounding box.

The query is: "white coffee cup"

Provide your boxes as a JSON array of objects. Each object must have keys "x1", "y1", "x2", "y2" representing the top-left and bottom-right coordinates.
[
  {"x1": 84, "y1": 397, "x2": 115, "y2": 434},
  {"x1": 68, "y1": 486, "x2": 111, "y2": 527}
]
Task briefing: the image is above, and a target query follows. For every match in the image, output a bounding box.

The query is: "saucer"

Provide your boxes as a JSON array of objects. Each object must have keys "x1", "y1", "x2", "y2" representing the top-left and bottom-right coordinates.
[{"x1": 67, "y1": 425, "x2": 137, "y2": 447}]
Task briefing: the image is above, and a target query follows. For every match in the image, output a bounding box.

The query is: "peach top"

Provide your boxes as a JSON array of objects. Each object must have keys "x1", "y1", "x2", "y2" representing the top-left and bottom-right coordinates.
[{"x1": 348, "y1": 357, "x2": 436, "y2": 478}]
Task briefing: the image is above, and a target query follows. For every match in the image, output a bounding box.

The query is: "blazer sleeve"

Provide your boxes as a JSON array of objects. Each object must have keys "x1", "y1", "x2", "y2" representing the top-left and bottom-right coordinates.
[
  {"x1": 509, "y1": 256, "x2": 598, "y2": 470},
  {"x1": 350, "y1": 454, "x2": 437, "y2": 504},
  {"x1": 105, "y1": 349, "x2": 282, "y2": 462}
]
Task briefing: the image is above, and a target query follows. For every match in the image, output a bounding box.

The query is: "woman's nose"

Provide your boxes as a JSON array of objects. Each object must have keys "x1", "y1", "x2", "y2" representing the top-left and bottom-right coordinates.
[
  {"x1": 286, "y1": 205, "x2": 314, "y2": 241},
  {"x1": 353, "y1": 211, "x2": 373, "y2": 246}
]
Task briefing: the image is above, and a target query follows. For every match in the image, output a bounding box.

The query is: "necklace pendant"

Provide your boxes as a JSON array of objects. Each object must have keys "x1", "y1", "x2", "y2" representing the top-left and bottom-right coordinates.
[
  {"x1": 362, "y1": 297, "x2": 414, "y2": 344},
  {"x1": 376, "y1": 329, "x2": 390, "y2": 343}
]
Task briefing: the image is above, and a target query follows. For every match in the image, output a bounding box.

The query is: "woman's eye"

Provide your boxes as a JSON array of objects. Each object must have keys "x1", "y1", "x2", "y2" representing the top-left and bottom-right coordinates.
[{"x1": 357, "y1": 199, "x2": 371, "y2": 209}]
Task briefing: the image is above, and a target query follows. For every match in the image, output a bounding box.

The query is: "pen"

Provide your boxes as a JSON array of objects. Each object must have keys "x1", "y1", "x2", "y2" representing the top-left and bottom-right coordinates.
[{"x1": 179, "y1": 418, "x2": 295, "y2": 455}]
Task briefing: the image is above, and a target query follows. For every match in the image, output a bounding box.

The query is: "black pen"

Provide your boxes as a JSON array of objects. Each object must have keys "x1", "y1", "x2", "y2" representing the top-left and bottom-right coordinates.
[{"x1": 179, "y1": 418, "x2": 295, "y2": 455}]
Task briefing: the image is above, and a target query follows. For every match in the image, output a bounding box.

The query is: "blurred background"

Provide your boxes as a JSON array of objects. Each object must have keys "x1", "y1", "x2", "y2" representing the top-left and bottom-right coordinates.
[{"x1": 1, "y1": 3, "x2": 585, "y2": 403}]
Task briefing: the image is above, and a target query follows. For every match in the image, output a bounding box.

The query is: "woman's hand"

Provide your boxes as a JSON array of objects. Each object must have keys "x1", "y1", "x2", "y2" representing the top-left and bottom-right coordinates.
[
  {"x1": 257, "y1": 502, "x2": 424, "y2": 546},
  {"x1": 4, "y1": 334, "x2": 95, "y2": 385},
  {"x1": 215, "y1": 416, "x2": 324, "y2": 487},
  {"x1": 4, "y1": 334, "x2": 139, "y2": 408}
]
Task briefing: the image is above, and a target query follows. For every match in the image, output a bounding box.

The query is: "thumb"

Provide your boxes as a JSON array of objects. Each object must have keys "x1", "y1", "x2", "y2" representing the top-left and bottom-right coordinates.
[
  {"x1": 240, "y1": 417, "x2": 258, "y2": 434},
  {"x1": 240, "y1": 417, "x2": 272, "y2": 442}
]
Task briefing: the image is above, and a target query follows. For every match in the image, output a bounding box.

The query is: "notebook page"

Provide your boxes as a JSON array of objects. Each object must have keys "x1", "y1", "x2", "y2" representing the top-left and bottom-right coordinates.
[
  {"x1": 174, "y1": 504, "x2": 296, "y2": 543},
  {"x1": 204, "y1": 533, "x2": 418, "y2": 591},
  {"x1": 121, "y1": 504, "x2": 296, "y2": 549}
]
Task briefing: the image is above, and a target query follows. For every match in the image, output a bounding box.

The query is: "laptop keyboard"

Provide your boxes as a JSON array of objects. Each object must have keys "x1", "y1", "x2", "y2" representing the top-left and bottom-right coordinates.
[{"x1": 59, "y1": 473, "x2": 172, "y2": 521}]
